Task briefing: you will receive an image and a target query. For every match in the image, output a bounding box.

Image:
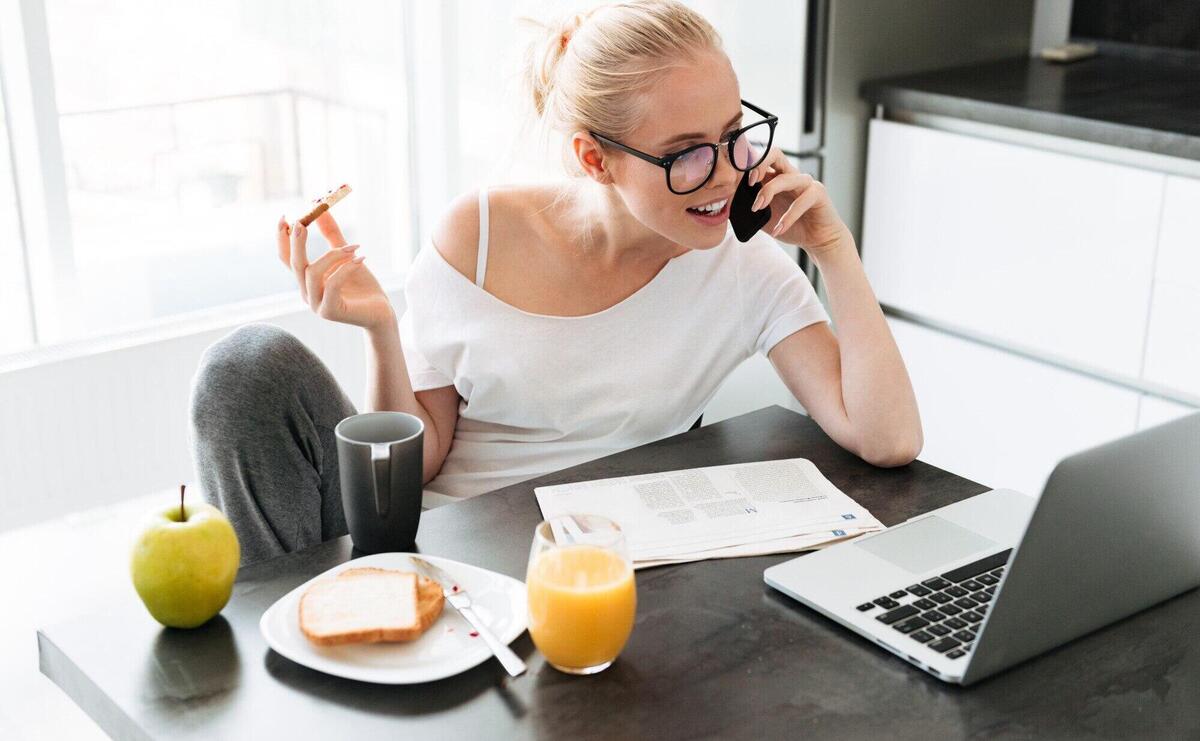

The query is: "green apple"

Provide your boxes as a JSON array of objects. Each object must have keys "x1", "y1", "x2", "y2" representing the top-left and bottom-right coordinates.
[{"x1": 131, "y1": 486, "x2": 240, "y2": 629}]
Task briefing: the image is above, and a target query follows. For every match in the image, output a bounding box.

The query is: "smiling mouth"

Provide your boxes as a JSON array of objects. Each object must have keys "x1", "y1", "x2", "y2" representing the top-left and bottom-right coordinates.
[
  {"x1": 686, "y1": 197, "x2": 731, "y2": 222},
  {"x1": 686, "y1": 196, "x2": 730, "y2": 215}
]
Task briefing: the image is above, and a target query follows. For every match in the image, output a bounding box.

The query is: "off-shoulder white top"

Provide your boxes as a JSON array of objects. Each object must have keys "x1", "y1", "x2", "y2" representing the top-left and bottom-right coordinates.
[{"x1": 400, "y1": 186, "x2": 829, "y2": 506}]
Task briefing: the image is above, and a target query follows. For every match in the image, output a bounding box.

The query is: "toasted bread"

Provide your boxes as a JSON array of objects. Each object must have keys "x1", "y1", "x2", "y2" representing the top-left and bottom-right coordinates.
[
  {"x1": 300, "y1": 567, "x2": 442, "y2": 646},
  {"x1": 337, "y1": 567, "x2": 445, "y2": 631}
]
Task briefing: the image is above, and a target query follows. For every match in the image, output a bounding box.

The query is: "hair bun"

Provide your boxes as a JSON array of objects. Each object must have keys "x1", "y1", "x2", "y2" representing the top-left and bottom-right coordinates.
[
  {"x1": 559, "y1": 12, "x2": 590, "y2": 51},
  {"x1": 521, "y1": 9, "x2": 595, "y2": 118},
  {"x1": 519, "y1": 0, "x2": 723, "y2": 167}
]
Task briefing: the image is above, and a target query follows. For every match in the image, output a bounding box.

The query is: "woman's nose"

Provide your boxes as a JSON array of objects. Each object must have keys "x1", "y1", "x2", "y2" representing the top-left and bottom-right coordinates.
[{"x1": 712, "y1": 142, "x2": 740, "y2": 184}]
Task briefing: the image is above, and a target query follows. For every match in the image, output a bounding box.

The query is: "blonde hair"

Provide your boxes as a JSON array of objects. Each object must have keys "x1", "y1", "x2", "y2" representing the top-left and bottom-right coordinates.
[{"x1": 517, "y1": 0, "x2": 724, "y2": 179}]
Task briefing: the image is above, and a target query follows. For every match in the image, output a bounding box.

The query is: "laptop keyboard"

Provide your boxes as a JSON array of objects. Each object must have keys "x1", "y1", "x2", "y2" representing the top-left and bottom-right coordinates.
[{"x1": 854, "y1": 549, "x2": 1012, "y2": 660}]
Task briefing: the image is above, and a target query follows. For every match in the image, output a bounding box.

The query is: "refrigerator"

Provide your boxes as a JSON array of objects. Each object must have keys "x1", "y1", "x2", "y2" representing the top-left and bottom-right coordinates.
[{"x1": 684, "y1": 0, "x2": 825, "y2": 158}]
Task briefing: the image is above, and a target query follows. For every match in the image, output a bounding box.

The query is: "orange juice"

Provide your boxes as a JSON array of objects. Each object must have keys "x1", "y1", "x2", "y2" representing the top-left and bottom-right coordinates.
[{"x1": 526, "y1": 544, "x2": 636, "y2": 671}]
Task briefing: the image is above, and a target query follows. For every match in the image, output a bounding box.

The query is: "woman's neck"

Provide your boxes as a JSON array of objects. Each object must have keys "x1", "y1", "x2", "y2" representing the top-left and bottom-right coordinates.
[{"x1": 566, "y1": 179, "x2": 686, "y2": 269}]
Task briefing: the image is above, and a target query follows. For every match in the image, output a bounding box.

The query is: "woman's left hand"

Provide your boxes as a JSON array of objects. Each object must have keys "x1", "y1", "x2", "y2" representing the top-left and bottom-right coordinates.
[{"x1": 746, "y1": 146, "x2": 851, "y2": 257}]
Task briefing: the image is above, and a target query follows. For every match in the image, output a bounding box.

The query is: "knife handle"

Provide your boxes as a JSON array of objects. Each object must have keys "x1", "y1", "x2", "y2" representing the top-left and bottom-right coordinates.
[{"x1": 459, "y1": 605, "x2": 527, "y2": 677}]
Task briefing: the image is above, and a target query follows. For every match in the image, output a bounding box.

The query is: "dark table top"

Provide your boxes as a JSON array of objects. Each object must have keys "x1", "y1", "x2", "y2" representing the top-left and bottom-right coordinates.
[
  {"x1": 862, "y1": 55, "x2": 1200, "y2": 161},
  {"x1": 38, "y1": 406, "x2": 1200, "y2": 739}
]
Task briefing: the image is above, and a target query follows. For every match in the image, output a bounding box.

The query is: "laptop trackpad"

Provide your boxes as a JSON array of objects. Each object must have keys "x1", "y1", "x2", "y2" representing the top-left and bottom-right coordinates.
[{"x1": 855, "y1": 516, "x2": 998, "y2": 574}]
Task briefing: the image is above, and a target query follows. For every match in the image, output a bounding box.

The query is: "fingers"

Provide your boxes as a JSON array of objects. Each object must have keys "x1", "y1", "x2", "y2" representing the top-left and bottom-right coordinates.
[
  {"x1": 317, "y1": 257, "x2": 366, "y2": 319},
  {"x1": 748, "y1": 149, "x2": 775, "y2": 186},
  {"x1": 749, "y1": 165, "x2": 773, "y2": 187},
  {"x1": 276, "y1": 216, "x2": 291, "y2": 267},
  {"x1": 752, "y1": 171, "x2": 814, "y2": 212},
  {"x1": 768, "y1": 180, "x2": 823, "y2": 237},
  {"x1": 290, "y1": 220, "x2": 313, "y2": 303},
  {"x1": 306, "y1": 245, "x2": 361, "y2": 310},
  {"x1": 283, "y1": 203, "x2": 352, "y2": 308},
  {"x1": 748, "y1": 146, "x2": 794, "y2": 186},
  {"x1": 314, "y1": 210, "x2": 348, "y2": 249}
]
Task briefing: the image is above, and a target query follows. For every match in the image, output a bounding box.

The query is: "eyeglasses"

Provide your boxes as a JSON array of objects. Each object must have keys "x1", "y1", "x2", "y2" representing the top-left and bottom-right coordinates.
[{"x1": 589, "y1": 99, "x2": 778, "y2": 195}]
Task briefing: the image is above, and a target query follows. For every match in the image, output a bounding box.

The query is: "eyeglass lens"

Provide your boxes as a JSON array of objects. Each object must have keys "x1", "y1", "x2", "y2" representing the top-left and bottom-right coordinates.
[{"x1": 669, "y1": 120, "x2": 772, "y2": 193}]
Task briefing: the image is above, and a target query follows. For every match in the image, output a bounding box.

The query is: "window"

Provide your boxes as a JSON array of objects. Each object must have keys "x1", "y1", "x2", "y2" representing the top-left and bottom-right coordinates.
[
  {"x1": 2, "y1": 0, "x2": 412, "y2": 350},
  {"x1": 5, "y1": 0, "x2": 737, "y2": 357}
]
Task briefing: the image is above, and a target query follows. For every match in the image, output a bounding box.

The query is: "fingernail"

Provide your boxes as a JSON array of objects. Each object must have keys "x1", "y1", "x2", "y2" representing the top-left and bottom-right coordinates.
[
  {"x1": 341, "y1": 244, "x2": 360, "y2": 252},
  {"x1": 352, "y1": 256, "x2": 366, "y2": 264},
  {"x1": 751, "y1": 196, "x2": 761, "y2": 211}
]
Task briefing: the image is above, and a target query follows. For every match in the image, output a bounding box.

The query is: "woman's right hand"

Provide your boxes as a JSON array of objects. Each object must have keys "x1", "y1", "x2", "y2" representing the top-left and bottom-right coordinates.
[{"x1": 276, "y1": 212, "x2": 396, "y2": 331}]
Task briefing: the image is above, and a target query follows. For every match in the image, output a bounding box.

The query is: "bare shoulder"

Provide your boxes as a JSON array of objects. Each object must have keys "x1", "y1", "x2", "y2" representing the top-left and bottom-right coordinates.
[
  {"x1": 430, "y1": 183, "x2": 564, "y2": 282},
  {"x1": 429, "y1": 189, "x2": 482, "y2": 282}
]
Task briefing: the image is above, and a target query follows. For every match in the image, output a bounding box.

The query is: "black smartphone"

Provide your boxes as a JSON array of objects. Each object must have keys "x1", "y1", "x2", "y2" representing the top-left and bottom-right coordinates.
[{"x1": 729, "y1": 169, "x2": 771, "y2": 242}]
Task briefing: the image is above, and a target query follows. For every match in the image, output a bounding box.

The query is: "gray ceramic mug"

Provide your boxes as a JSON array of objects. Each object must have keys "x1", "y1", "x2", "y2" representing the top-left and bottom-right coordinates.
[{"x1": 334, "y1": 412, "x2": 424, "y2": 553}]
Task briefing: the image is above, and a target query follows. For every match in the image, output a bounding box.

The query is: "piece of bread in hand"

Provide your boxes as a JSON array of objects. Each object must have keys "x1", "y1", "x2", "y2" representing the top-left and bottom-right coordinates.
[{"x1": 299, "y1": 567, "x2": 444, "y2": 646}]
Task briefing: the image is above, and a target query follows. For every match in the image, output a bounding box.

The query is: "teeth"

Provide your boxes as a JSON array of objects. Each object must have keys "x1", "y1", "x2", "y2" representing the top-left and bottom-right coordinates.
[{"x1": 689, "y1": 198, "x2": 727, "y2": 214}]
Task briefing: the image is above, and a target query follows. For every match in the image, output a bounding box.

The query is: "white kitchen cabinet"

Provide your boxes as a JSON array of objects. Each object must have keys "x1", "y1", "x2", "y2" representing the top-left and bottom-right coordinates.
[
  {"x1": 862, "y1": 119, "x2": 1163, "y2": 379},
  {"x1": 1137, "y1": 394, "x2": 1198, "y2": 431},
  {"x1": 1143, "y1": 174, "x2": 1200, "y2": 398},
  {"x1": 889, "y1": 317, "x2": 1140, "y2": 496}
]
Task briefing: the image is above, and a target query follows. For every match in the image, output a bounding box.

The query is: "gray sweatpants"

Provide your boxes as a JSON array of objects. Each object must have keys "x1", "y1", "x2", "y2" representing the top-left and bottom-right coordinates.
[{"x1": 189, "y1": 323, "x2": 355, "y2": 565}]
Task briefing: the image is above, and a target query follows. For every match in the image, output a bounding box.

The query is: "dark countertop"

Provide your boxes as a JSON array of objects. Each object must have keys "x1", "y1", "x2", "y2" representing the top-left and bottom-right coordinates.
[
  {"x1": 38, "y1": 406, "x2": 1200, "y2": 739},
  {"x1": 862, "y1": 55, "x2": 1200, "y2": 161}
]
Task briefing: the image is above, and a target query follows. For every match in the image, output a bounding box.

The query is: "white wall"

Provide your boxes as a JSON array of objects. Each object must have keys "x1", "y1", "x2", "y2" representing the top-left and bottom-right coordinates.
[{"x1": 0, "y1": 295, "x2": 383, "y2": 532}]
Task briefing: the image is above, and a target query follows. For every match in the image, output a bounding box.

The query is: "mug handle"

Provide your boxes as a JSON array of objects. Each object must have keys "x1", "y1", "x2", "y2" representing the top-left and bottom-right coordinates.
[{"x1": 370, "y1": 444, "x2": 391, "y2": 518}]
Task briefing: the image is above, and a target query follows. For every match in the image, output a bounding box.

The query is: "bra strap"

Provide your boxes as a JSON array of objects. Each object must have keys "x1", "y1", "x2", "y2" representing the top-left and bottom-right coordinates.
[{"x1": 475, "y1": 186, "x2": 489, "y2": 288}]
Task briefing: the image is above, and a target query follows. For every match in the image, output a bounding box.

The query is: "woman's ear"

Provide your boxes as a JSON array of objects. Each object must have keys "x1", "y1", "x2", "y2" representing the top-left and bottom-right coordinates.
[{"x1": 572, "y1": 132, "x2": 613, "y2": 184}]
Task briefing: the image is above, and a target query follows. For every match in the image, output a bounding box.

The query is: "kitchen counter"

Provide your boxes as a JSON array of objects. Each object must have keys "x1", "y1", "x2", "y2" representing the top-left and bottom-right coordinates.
[{"x1": 862, "y1": 55, "x2": 1200, "y2": 161}]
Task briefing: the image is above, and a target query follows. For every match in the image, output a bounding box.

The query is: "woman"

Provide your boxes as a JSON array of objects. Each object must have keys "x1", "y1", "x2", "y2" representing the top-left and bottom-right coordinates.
[{"x1": 191, "y1": 0, "x2": 922, "y2": 564}]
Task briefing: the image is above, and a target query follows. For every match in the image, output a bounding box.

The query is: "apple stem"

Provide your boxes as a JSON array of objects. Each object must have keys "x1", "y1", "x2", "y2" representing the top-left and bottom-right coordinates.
[{"x1": 180, "y1": 484, "x2": 186, "y2": 522}]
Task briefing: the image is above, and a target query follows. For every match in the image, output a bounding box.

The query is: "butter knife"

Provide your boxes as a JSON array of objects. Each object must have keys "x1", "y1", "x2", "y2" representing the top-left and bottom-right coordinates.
[{"x1": 409, "y1": 556, "x2": 527, "y2": 677}]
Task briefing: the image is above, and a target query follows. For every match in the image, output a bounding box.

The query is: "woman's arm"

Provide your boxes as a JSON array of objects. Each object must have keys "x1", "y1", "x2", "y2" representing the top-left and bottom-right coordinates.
[
  {"x1": 364, "y1": 317, "x2": 459, "y2": 484},
  {"x1": 276, "y1": 212, "x2": 455, "y2": 483},
  {"x1": 745, "y1": 152, "x2": 923, "y2": 467},
  {"x1": 766, "y1": 236, "x2": 923, "y2": 466}
]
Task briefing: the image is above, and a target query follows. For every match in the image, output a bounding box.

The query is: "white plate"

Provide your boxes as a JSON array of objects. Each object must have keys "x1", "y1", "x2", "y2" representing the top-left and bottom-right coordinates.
[{"x1": 259, "y1": 552, "x2": 528, "y2": 684}]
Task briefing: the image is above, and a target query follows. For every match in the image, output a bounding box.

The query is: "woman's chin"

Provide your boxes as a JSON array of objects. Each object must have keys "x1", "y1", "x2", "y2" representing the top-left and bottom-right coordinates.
[{"x1": 685, "y1": 226, "x2": 729, "y2": 250}]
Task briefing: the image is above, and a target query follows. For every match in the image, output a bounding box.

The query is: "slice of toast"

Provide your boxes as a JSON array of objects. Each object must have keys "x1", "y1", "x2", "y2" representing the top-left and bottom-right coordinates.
[
  {"x1": 300, "y1": 569, "x2": 431, "y2": 646},
  {"x1": 338, "y1": 567, "x2": 445, "y2": 631}
]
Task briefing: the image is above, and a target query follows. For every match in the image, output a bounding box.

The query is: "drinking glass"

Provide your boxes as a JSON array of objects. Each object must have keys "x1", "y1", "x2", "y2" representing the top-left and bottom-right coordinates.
[{"x1": 526, "y1": 514, "x2": 637, "y2": 675}]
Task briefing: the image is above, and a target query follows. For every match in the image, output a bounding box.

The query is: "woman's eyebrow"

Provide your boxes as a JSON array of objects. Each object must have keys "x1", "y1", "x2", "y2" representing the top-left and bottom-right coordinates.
[{"x1": 659, "y1": 110, "x2": 743, "y2": 149}]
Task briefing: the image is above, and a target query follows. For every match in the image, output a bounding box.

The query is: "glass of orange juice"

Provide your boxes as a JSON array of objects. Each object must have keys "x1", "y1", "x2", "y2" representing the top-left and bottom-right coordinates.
[{"x1": 526, "y1": 514, "x2": 636, "y2": 675}]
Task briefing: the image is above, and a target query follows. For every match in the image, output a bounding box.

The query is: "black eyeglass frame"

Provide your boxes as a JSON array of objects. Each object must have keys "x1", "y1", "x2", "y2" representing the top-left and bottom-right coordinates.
[{"x1": 588, "y1": 99, "x2": 778, "y2": 195}]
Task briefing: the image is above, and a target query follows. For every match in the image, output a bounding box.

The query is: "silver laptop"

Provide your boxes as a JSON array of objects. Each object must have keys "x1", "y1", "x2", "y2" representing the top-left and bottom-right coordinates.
[{"x1": 764, "y1": 411, "x2": 1200, "y2": 685}]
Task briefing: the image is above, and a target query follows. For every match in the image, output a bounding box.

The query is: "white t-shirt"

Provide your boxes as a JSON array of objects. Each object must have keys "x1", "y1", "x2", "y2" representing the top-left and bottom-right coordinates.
[{"x1": 399, "y1": 186, "x2": 829, "y2": 505}]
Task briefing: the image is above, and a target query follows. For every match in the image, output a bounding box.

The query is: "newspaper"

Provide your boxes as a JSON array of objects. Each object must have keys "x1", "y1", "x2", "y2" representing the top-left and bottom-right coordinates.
[{"x1": 534, "y1": 458, "x2": 883, "y2": 569}]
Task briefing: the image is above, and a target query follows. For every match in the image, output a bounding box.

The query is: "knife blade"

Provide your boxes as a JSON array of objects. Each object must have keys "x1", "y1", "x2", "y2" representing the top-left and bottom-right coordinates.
[{"x1": 409, "y1": 556, "x2": 527, "y2": 677}]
